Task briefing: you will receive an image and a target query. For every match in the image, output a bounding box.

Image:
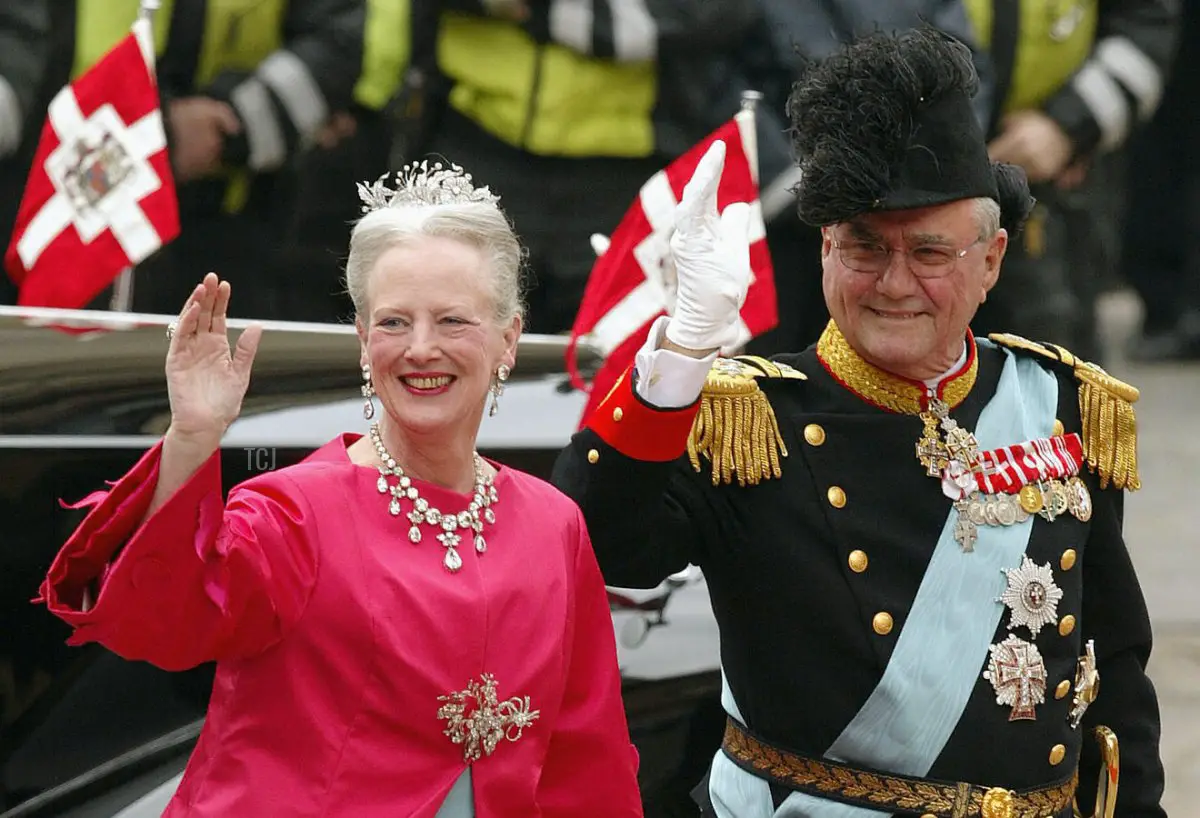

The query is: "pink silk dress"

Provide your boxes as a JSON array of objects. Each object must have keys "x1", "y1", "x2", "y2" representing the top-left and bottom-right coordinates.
[{"x1": 38, "y1": 433, "x2": 642, "y2": 817}]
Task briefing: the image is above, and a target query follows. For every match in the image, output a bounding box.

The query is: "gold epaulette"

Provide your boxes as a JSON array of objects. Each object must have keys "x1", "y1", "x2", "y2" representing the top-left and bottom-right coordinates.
[
  {"x1": 988, "y1": 333, "x2": 1141, "y2": 491},
  {"x1": 687, "y1": 355, "x2": 807, "y2": 487}
]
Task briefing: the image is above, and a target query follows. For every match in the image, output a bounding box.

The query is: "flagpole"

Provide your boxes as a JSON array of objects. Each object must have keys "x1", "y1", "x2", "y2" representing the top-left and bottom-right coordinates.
[
  {"x1": 735, "y1": 90, "x2": 762, "y2": 187},
  {"x1": 108, "y1": 0, "x2": 161, "y2": 313}
]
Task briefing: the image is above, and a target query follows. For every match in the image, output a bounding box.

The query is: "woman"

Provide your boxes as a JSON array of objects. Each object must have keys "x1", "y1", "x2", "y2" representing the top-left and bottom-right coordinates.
[{"x1": 36, "y1": 161, "x2": 643, "y2": 817}]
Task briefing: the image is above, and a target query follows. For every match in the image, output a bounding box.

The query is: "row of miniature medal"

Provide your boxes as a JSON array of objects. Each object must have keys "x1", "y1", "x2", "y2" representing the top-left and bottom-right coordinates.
[
  {"x1": 370, "y1": 423, "x2": 499, "y2": 573},
  {"x1": 916, "y1": 396, "x2": 1092, "y2": 553},
  {"x1": 914, "y1": 393, "x2": 1098, "y2": 728}
]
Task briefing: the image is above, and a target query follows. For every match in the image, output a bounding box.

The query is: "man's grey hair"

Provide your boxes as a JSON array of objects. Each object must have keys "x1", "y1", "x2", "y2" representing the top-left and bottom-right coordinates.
[{"x1": 974, "y1": 197, "x2": 1002, "y2": 239}]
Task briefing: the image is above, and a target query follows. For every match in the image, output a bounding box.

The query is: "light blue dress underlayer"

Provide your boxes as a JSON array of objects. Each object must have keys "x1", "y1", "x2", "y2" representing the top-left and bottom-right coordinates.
[{"x1": 435, "y1": 769, "x2": 473, "y2": 817}]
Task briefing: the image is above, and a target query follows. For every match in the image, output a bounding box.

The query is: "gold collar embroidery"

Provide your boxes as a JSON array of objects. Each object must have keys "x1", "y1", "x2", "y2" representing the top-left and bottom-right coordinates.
[{"x1": 816, "y1": 320, "x2": 978, "y2": 414}]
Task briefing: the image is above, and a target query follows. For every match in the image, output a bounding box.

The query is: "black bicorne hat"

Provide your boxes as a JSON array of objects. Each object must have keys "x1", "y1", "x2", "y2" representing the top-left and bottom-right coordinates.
[{"x1": 787, "y1": 27, "x2": 1034, "y2": 232}]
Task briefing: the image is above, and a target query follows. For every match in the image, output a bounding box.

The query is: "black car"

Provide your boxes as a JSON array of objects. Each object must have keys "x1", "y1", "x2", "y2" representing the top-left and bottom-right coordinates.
[{"x1": 0, "y1": 305, "x2": 724, "y2": 818}]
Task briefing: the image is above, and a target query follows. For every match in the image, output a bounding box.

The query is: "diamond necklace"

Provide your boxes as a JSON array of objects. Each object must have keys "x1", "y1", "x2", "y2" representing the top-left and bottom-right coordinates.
[{"x1": 369, "y1": 423, "x2": 499, "y2": 573}]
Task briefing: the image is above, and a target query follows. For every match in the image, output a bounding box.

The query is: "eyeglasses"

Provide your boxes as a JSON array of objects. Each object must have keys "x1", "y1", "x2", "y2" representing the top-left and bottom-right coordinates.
[{"x1": 831, "y1": 237, "x2": 985, "y2": 279}]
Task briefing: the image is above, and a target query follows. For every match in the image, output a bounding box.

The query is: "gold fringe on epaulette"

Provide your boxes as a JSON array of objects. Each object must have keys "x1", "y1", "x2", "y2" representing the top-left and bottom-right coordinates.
[
  {"x1": 687, "y1": 373, "x2": 788, "y2": 487},
  {"x1": 1076, "y1": 362, "x2": 1141, "y2": 491}
]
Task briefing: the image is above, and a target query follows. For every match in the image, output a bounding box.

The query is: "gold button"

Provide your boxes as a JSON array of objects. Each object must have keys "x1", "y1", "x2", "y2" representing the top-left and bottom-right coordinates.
[
  {"x1": 1059, "y1": 615, "x2": 1076, "y2": 636},
  {"x1": 827, "y1": 486, "x2": 847, "y2": 508},
  {"x1": 920, "y1": 814, "x2": 937, "y2": 818},
  {"x1": 1055, "y1": 680, "x2": 1072, "y2": 700},
  {"x1": 587, "y1": 449, "x2": 600, "y2": 464},
  {"x1": 1053, "y1": 419, "x2": 1065, "y2": 436},
  {"x1": 1049, "y1": 744, "x2": 1066, "y2": 766},
  {"x1": 848, "y1": 550, "x2": 869, "y2": 573},
  {"x1": 1060, "y1": 549, "x2": 1077, "y2": 571},
  {"x1": 872, "y1": 612, "x2": 893, "y2": 635},
  {"x1": 612, "y1": 407, "x2": 624, "y2": 422},
  {"x1": 804, "y1": 423, "x2": 826, "y2": 446}
]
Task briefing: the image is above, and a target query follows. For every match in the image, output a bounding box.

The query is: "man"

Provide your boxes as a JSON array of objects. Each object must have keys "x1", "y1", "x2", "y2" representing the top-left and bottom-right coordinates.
[
  {"x1": 742, "y1": 0, "x2": 996, "y2": 355},
  {"x1": 553, "y1": 28, "x2": 1166, "y2": 818}
]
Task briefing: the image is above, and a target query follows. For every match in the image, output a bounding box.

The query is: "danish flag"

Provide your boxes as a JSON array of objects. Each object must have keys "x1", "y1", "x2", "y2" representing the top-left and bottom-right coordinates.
[
  {"x1": 567, "y1": 110, "x2": 777, "y2": 426},
  {"x1": 4, "y1": 16, "x2": 179, "y2": 309}
]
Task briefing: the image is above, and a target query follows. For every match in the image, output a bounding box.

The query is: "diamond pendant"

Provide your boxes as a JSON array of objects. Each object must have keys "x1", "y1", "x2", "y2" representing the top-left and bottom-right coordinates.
[
  {"x1": 475, "y1": 535, "x2": 487, "y2": 554},
  {"x1": 409, "y1": 526, "x2": 422, "y2": 543},
  {"x1": 443, "y1": 546, "x2": 463, "y2": 572}
]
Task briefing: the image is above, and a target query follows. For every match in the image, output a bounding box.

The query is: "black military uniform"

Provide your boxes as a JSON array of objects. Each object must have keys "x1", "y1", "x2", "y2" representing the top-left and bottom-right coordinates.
[{"x1": 552, "y1": 28, "x2": 1165, "y2": 818}]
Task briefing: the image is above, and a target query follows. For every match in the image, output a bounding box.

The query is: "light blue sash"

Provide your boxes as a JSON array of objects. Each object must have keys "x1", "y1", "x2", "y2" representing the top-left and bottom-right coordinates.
[{"x1": 710, "y1": 344, "x2": 1059, "y2": 817}]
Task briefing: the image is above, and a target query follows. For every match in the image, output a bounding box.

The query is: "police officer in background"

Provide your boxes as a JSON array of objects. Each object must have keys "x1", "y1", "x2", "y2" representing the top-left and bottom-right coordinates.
[
  {"x1": 1121, "y1": 0, "x2": 1200, "y2": 362},
  {"x1": 1, "y1": 0, "x2": 381, "y2": 321},
  {"x1": 967, "y1": 0, "x2": 1180, "y2": 363},
  {"x1": 0, "y1": 2, "x2": 52, "y2": 306},
  {"x1": 370, "y1": 0, "x2": 762, "y2": 335}
]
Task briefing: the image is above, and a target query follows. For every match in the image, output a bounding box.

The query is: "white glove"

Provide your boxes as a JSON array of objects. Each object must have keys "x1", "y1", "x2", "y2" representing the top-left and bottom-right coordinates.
[{"x1": 663, "y1": 140, "x2": 753, "y2": 353}]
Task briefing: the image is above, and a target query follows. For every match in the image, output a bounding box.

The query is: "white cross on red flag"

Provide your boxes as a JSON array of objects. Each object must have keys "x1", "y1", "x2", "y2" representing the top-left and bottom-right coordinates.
[
  {"x1": 566, "y1": 112, "x2": 777, "y2": 427},
  {"x1": 4, "y1": 17, "x2": 179, "y2": 309}
]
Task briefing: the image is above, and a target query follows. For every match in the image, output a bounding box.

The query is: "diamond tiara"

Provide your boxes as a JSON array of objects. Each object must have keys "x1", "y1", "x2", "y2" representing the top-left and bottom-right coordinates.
[{"x1": 357, "y1": 160, "x2": 501, "y2": 213}]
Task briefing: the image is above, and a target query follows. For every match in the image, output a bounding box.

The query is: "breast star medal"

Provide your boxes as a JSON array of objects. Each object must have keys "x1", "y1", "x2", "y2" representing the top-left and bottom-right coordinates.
[
  {"x1": 998, "y1": 557, "x2": 1065, "y2": 638},
  {"x1": 983, "y1": 635, "x2": 1047, "y2": 721}
]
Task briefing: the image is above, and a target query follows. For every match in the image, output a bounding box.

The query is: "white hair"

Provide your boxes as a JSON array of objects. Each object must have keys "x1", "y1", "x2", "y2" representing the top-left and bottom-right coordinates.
[
  {"x1": 344, "y1": 202, "x2": 526, "y2": 325},
  {"x1": 974, "y1": 197, "x2": 1001, "y2": 239}
]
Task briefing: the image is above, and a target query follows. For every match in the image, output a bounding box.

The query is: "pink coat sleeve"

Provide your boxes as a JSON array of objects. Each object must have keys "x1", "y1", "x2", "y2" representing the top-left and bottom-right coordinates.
[
  {"x1": 536, "y1": 506, "x2": 643, "y2": 817},
  {"x1": 37, "y1": 442, "x2": 319, "y2": 671}
]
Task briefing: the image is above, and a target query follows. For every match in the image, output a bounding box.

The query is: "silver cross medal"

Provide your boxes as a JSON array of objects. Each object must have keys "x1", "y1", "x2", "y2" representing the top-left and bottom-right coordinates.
[{"x1": 954, "y1": 512, "x2": 979, "y2": 552}]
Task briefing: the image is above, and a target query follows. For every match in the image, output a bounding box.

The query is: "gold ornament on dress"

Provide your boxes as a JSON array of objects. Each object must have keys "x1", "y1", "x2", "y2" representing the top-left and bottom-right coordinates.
[
  {"x1": 988, "y1": 333, "x2": 1140, "y2": 491},
  {"x1": 687, "y1": 356, "x2": 806, "y2": 487},
  {"x1": 437, "y1": 673, "x2": 539, "y2": 763}
]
